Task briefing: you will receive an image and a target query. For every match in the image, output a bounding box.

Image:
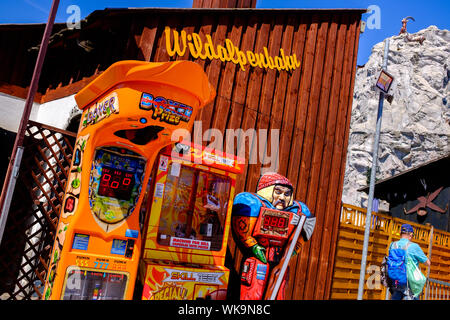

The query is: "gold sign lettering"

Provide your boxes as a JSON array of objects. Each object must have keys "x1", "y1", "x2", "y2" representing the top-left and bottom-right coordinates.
[{"x1": 164, "y1": 27, "x2": 301, "y2": 72}]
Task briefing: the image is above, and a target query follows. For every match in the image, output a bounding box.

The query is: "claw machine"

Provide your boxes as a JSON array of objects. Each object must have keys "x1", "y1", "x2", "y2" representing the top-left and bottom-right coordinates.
[
  {"x1": 140, "y1": 143, "x2": 243, "y2": 300},
  {"x1": 42, "y1": 60, "x2": 215, "y2": 300}
]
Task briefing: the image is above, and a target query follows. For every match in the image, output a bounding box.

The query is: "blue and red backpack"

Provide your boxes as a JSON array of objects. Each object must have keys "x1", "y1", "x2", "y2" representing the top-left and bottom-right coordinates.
[{"x1": 386, "y1": 241, "x2": 411, "y2": 286}]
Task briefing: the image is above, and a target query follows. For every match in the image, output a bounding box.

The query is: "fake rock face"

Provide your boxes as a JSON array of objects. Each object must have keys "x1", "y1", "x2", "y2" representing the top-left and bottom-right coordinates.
[{"x1": 342, "y1": 26, "x2": 450, "y2": 207}]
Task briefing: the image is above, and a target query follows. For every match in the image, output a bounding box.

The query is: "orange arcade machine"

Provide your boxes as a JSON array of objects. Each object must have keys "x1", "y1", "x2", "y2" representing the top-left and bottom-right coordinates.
[
  {"x1": 140, "y1": 143, "x2": 243, "y2": 300},
  {"x1": 42, "y1": 60, "x2": 215, "y2": 300}
]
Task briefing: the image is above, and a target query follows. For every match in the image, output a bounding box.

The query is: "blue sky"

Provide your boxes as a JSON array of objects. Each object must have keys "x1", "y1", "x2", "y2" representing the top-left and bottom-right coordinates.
[{"x1": 0, "y1": 0, "x2": 448, "y2": 65}]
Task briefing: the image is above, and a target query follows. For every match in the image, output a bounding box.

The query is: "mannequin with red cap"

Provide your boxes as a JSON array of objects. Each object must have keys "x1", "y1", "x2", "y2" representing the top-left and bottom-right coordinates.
[{"x1": 231, "y1": 172, "x2": 315, "y2": 300}]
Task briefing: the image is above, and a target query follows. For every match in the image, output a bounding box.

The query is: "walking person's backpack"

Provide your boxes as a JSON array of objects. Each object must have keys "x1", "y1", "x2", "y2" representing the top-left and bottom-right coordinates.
[
  {"x1": 380, "y1": 256, "x2": 390, "y2": 287},
  {"x1": 387, "y1": 241, "x2": 411, "y2": 286}
]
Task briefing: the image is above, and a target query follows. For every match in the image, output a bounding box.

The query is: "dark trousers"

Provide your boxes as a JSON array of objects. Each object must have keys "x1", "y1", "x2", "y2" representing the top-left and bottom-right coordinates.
[{"x1": 390, "y1": 283, "x2": 418, "y2": 300}]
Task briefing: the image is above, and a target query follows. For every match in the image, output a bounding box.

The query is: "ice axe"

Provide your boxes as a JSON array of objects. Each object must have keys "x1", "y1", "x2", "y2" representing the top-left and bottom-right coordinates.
[{"x1": 264, "y1": 214, "x2": 316, "y2": 300}]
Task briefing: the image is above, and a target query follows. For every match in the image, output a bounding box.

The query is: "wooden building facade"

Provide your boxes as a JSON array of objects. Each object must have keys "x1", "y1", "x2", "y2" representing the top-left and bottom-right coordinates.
[{"x1": 0, "y1": 6, "x2": 364, "y2": 299}]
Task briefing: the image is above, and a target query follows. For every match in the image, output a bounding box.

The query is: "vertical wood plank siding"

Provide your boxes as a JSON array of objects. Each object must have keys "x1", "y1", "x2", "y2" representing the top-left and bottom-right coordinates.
[
  {"x1": 136, "y1": 10, "x2": 362, "y2": 299},
  {"x1": 0, "y1": 8, "x2": 362, "y2": 299},
  {"x1": 193, "y1": 0, "x2": 257, "y2": 8}
]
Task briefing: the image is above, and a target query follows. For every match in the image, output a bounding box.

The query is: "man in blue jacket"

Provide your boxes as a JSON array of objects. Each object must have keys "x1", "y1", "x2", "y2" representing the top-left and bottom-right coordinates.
[{"x1": 389, "y1": 223, "x2": 431, "y2": 300}]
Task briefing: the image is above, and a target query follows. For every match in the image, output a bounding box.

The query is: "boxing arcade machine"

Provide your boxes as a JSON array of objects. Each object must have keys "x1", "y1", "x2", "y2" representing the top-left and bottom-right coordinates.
[
  {"x1": 42, "y1": 60, "x2": 215, "y2": 300},
  {"x1": 140, "y1": 143, "x2": 243, "y2": 300}
]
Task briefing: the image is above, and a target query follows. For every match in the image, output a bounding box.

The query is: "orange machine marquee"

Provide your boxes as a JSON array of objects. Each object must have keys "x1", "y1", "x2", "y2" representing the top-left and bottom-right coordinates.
[
  {"x1": 42, "y1": 60, "x2": 215, "y2": 300},
  {"x1": 140, "y1": 143, "x2": 244, "y2": 300}
]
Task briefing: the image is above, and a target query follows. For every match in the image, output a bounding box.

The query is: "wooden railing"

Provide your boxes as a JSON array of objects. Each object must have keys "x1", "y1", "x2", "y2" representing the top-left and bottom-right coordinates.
[
  {"x1": 331, "y1": 203, "x2": 450, "y2": 300},
  {"x1": 426, "y1": 279, "x2": 450, "y2": 300}
]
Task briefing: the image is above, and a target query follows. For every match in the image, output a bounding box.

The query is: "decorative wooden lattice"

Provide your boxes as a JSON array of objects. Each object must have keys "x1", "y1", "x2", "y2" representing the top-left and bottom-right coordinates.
[{"x1": 0, "y1": 120, "x2": 76, "y2": 300}]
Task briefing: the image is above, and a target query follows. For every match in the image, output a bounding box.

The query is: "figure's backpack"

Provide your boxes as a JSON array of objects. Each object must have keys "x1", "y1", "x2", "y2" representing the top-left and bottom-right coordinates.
[
  {"x1": 386, "y1": 241, "x2": 411, "y2": 286},
  {"x1": 380, "y1": 256, "x2": 390, "y2": 287}
]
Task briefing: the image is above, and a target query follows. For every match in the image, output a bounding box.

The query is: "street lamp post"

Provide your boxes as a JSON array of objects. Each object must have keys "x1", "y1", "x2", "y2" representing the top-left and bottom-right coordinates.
[{"x1": 357, "y1": 38, "x2": 390, "y2": 300}]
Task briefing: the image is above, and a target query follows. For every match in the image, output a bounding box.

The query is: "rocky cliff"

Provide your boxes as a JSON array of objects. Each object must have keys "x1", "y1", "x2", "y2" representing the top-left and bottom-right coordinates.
[{"x1": 342, "y1": 25, "x2": 449, "y2": 207}]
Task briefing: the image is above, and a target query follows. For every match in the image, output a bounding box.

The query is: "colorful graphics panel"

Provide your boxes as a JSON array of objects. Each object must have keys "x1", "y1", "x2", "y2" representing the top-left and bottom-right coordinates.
[
  {"x1": 82, "y1": 92, "x2": 119, "y2": 128},
  {"x1": 61, "y1": 134, "x2": 90, "y2": 219},
  {"x1": 140, "y1": 92, "x2": 193, "y2": 125},
  {"x1": 141, "y1": 263, "x2": 228, "y2": 300}
]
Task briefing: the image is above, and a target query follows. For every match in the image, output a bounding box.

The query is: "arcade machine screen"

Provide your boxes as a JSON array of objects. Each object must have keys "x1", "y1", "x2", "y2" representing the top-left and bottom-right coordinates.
[
  {"x1": 157, "y1": 163, "x2": 231, "y2": 251},
  {"x1": 253, "y1": 208, "x2": 293, "y2": 245},
  {"x1": 89, "y1": 147, "x2": 146, "y2": 224}
]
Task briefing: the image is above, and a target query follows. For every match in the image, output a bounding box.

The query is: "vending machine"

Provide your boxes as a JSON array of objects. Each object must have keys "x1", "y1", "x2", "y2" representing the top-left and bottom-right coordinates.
[
  {"x1": 140, "y1": 143, "x2": 243, "y2": 300},
  {"x1": 42, "y1": 60, "x2": 215, "y2": 300}
]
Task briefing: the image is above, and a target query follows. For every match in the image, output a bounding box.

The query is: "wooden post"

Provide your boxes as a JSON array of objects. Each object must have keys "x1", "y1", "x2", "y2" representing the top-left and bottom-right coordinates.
[
  {"x1": 0, "y1": 0, "x2": 60, "y2": 245},
  {"x1": 424, "y1": 225, "x2": 434, "y2": 299},
  {"x1": 383, "y1": 215, "x2": 394, "y2": 300}
]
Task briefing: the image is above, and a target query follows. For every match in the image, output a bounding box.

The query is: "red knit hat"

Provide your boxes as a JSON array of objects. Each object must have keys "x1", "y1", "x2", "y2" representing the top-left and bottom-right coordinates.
[{"x1": 257, "y1": 172, "x2": 293, "y2": 191}]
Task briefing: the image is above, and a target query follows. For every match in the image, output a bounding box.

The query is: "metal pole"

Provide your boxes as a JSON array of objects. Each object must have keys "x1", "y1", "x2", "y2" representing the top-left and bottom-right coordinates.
[
  {"x1": 424, "y1": 225, "x2": 434, "y2": 299},
  {"x1": 0, "y1": 0, "x2": 60, "y2": 245},
  {"x1": 357, "y1": 38, "x2": 389, "y2": 300}
]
